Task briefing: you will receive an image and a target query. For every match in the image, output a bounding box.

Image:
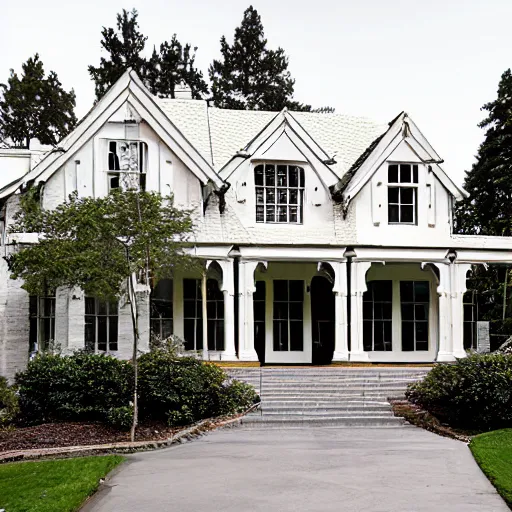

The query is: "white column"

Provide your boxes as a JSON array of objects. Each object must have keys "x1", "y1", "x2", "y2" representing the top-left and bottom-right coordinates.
[
  {"x1": 238, "y1": 260, "x2": 260, "y2": 361},
  {"x1": 349, "y1": 261, "x2": 372, "y2": 361},
  {"x1": 329, "y1": 261, "x2": 349, "y2": 361},
  {"x1": 451, "y1": 263, "x2": 472, "y2": 359},
  {"x1": 217, "y1": 259, "x2": 237, "y2": 360},
  {"x1": 67, "y1": 287, "x2": 85, "y2": 353},
  {"x1": 436, "y1": 263, "x2": 454, "y2": 362}
]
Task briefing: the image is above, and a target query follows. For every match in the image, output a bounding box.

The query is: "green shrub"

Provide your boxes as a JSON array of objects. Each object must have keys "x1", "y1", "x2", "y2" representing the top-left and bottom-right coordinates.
[
  {"x1": 406, "y1": 353, "x2": 512, "y2": 430},
  {"x1": 106, "y1": 406, "x2": 133, "y2": 431},
  {"x1": 219, "y1": 379, "x2": 259, "y2": 416},
  {"x1": 138, "y1": 352, "x2": 256, "y2": 426},
  {"x1": 15, "y1": 352, "x2": 133, "y2": 425},
  {"x1": 0, "y1": 376, "x2": 19, "y2": 426}
]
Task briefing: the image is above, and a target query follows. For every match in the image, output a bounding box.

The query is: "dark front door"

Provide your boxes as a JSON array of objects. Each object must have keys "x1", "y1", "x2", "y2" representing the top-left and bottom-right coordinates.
[{"x1": 310, "y1": 276, "x2": 335, "y2": 364}]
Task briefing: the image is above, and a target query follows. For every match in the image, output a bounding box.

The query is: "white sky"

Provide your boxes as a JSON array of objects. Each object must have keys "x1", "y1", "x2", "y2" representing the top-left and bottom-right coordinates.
[{"x1": 2, "y1": 0, "x2": 512, "y2": 186}]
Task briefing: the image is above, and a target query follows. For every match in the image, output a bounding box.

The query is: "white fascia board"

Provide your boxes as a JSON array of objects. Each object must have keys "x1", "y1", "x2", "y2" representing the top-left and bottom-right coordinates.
[
  {"x1": 185, "y1": 245, "x2": 233, "y2": 259},
  {"x1": 7, "y1": 232, "x2": 40, "y2": 244},
  {"x1": 253, "y1": 128, "x2": 308, "y2": 163},
  {"x1": 0, "y1": 180, "x2": 23, "y2": 199},
  {"x1": 285, "y1": 111, "x2": 332, "y2": 160},
  {"x1": 343, "y1": 117, "x2": 404, "y2": 201},
  {"x1": 127, "y1": 74, "x2": 223, "y2": 188},
  {"x1": 450, "y1": 234, "x2": 512, "y2": 250},
  {"x1": 243, "y1": 111, "x2": 286, "y2": 155},
  {"x1": 353, "y1": 247, "x2": 449, "y2": 262},
  {"x1": 239, "y1": 246, "x2": 347, "y2": 261},
  {"x1": 455, "y1": 249, "x2": 512, "y2": 264}
]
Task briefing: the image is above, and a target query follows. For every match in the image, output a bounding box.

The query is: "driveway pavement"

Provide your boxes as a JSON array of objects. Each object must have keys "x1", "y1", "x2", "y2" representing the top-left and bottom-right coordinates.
[{"x1": 83, "y1": 426, "x2": 507, "y2": 512}]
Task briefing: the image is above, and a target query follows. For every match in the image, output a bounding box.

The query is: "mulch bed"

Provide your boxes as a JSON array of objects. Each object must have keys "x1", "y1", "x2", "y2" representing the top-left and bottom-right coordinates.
[
  {"x1": 390, "y1": 399, "x2": 474, "y2": 442},
  {"x1": 0, "y1": 422, "x2": 183, "y2": 453}
]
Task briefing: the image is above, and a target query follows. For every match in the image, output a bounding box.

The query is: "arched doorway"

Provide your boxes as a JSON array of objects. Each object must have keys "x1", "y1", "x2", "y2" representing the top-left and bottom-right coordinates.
[{"x1": 310, "y1": 275, "x2": 335, "y2": 364}]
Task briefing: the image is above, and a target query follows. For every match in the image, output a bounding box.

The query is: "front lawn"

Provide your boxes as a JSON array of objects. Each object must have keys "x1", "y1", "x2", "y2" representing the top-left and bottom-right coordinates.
[
  {"x1": 0, "y1": 455, "x2": 124, "y2": 512},
  {"x1": 470, "y1": 429, "x2": 512, "y2": 507}
]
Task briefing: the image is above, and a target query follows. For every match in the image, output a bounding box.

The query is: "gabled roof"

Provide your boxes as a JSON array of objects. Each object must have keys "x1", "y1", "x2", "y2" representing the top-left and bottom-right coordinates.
[
  {"x1": 0, "y1": 69, "x2": 224, "y2": 199},
  {"x1": 331, "y1": 112, "x2": 467, "y2": 203}
]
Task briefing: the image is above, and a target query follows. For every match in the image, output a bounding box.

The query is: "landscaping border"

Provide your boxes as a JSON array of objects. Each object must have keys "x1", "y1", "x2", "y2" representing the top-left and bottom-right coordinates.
[{"x1": 0, "y1": 403, "x2": 260, "y2": 464}]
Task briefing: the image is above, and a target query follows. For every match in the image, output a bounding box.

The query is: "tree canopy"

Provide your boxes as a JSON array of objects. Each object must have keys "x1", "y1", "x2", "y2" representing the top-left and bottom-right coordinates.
[
  {"x1": 0, "y1": 54, "x2": 77, "y2": 149},
  {"x1": 8, "y1": 189, "x2": 195, "y2": 300},
  {"x1": 89, "y1": 9, "x2": 207, "y2": 101},
  {"x1": 209, "y1": 6, "x2": 313, "y2": 111}
]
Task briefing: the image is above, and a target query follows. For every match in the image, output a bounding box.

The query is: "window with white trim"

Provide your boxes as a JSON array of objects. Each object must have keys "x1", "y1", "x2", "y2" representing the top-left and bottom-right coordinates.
[
  {"x1": 85, "y1": 298, "x2": 119, "y2": 352},
  {"x1": 363, "y1": 281, "x2": 392, "y2": 351},
  {"x1": 255, "y1": 163, "x2": 305, "y2": 223},
  {"x1": 29, "y1": 293, "x2": 56, "y2": 354},
  {"x1": 388, "y1": 164, "x2": 418, "y2": 224},
  {"x1": 150, "y1": 279, "x2": 173, "y2": 339},
  {"x1": 108, "y1": 140, "x2": 147, "y2": 192},
  {"x1": 273, "y1": 280, "x2": 304, "y2": 351},
  {"x1": 400, "y1": 281, "x2": 429, "y2": 351}
]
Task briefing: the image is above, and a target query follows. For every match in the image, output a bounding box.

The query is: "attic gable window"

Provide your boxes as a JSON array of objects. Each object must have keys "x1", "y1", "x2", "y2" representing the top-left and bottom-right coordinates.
[
  {"x1": 255, "y1": 163, "x2": 305, "y2": 224},
  {"x1": 108, "y1": 140, "x2": 147, "y2": 192},
  {"x1": 388, "y1": 164, "x2": 418, "y2": 224}
]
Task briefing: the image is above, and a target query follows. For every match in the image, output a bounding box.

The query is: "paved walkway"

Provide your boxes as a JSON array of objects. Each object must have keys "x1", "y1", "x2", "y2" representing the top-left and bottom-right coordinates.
[{"x1": 84, "y1": 426, "x2": 507, "y2": 512}]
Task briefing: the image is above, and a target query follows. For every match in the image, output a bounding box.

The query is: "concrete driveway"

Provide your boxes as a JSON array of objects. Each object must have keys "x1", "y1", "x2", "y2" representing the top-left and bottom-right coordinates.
[{"x1": 84, "y1": 426, "x2": 507, "y2": 512}]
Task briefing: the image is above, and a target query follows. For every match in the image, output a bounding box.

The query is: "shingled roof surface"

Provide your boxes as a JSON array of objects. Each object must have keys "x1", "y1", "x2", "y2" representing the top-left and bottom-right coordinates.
[{"x1": 158, "y1": 99, "x2": 386, "y2": 176}]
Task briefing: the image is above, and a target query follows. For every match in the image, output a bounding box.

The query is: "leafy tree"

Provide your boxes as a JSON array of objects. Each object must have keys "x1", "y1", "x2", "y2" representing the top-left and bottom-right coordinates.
[
  {"x1": 209, "y1": 6, "x2": 312, "y2": 111},
  {"x1": 89, "y1": 9, "x2": 208, "y2": 100},
  {"x1": 0, "y1": 54, "x2": 77, "y2": 149},
  {"x1": 88, "y1": 9, "x2": 148, "y2": 101},
  {"x1": 8, "y1": 187, "x2": 196, "y2": 439},
  {"x1": 454, "y1": 68, "x2": 512, "y2": 346}
]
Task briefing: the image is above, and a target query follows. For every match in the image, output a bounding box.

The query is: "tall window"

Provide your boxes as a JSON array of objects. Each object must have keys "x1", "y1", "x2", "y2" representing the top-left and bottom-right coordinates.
[
  {"x1": 388, "y1": 164, "x2": 418, "y2": 224},
  {"x1": 273, "y1": 280, "x2": 304, "y2": 351},
  {"x1": 463, "y1": 290, "x2": 477, "y2": 350},
  {"x1": 400, "y1": 281, "x2": 429, "y2": 351},
  {"x1": 183, "y1": 279, "x2": 224, "y2": 352},
  {"x1": 363, "y1": 281, "x2": 392, "y2": 351},
  {"x1": 255, "y1": 163, "x2": 305, "y2": 224},
  {"x1": 254, "y1": 281, "x2": 266, "y2": 361},
  {"x1": 150, "y1": 279, "x2": 173, "y2": 339},
  {"x1": 108, "y1": 140, "x2": 147, "y2": 192},
  {"x1": 85, "y1": 298, "x2": 119, "y2": 352},
  {"x1": 29, "y1": 293, "x2": 56, "y2": 353}
]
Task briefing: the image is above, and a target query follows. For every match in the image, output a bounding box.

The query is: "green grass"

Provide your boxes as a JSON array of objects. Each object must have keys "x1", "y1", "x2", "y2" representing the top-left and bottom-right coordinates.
[
  {"x1": 0, "y1": 455, "x2": 124, "y2": 512},
  {"x1": 470, "y1": 429, "x2": 512, "y2": 507}
]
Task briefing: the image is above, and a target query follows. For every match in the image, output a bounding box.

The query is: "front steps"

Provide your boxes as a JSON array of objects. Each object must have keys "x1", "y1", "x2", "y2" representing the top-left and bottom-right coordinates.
[{"x1": 227, "y1": 367, "x2": 429, "y2": 428}]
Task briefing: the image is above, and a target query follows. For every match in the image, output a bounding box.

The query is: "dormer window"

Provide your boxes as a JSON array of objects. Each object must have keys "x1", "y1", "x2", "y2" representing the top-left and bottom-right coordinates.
[
  {"x1": 388, "y1": 164, "x2": 418, "y2": 224},
  {"x1": 255, "y1": 163, "x2": 305, "y2": 223},
  {"x1": 108, "y1": 140, "x2": 147, "y2": 192}
]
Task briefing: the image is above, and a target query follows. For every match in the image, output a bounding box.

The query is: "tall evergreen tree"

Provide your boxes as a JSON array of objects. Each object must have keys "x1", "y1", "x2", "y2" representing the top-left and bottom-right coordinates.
[
  {"x1": 149, "y1": 36, "x2": 208, "y2": 99},
  {"x1": 209, "y1": 6, "x2": 311, "y2": 111},
  {"x1": 0, "y1": 54, "x2": 77, "y2": 149},
  {"x1": 454, "y1": 69, "x2": 512, "y2": 345},
  {"x1": 88, "y1": 9, "x2": 147, "y2": 100},
  {"x1": 455, "y1": 69, "x2": 512, "y2": 237}
]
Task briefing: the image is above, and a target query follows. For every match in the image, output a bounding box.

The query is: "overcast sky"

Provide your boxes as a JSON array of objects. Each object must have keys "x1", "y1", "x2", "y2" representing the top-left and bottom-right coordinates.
[{"x1": 2, "y1": 0, "x2": 512, "y2": 185}]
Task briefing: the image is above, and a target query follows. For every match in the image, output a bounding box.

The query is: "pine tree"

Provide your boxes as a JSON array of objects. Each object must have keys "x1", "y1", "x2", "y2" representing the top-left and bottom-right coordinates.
[
  {"x1": 454, "y1": 69, "x2": 512, "y2": 346},
  {"x1": 0, "y1": 54, "x2": 77, "y2": 149},
  {"x1": 88, "y1": 9, "x2": 148, "y2": 101},
  {"x1": 209, "y1": 6, "x2": 312, "y2": 111},
  {"x1": 150, "y1": 36, "x2": 208, "y2": 99},
  {"x1": 455, "y1": 69, "x2": 512, "y2": 237}
]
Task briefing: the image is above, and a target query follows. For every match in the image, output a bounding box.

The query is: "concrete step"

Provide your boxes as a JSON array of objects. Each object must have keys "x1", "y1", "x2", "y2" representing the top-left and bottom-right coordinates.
[
  {"x1": 240, "y1": 415, "x2": 405, "y2": 428},
  {"x1": 259, "y1": 409, "x2": 394, "y2": 416}
]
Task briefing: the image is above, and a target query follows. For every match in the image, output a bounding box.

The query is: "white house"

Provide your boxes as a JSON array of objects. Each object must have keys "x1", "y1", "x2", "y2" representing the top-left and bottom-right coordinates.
[{"x1": 1, "y1": 69, "x2": 512, "y2": 380}]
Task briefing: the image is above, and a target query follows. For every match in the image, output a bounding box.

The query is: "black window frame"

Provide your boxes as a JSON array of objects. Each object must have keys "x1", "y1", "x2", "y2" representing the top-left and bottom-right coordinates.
[
  {"x1": 388, "y1": 163, "x2": 418, "y2": 225},
  {"x1": 85, "y1": 297, "x2": 119, "y2": 353},
  {"x1": 363, "y1": 280, "x2": 393, "y2": 352},
  {"x1": 150, "y1": 279, "x2": 173, "y2": 340},
  {"x1": 108, "y1": 140, "x2": 147, "y2": 192},
  {"x1": 29, "y1": 292, "x2": 56, "y2": 354}
]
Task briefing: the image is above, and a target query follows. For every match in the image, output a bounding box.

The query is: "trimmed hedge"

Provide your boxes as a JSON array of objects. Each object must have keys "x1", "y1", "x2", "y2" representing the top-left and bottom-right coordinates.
[
  {"x1": 0, "y1": 376, "x2": 19, "y2": 426},
  {"x1": 14, "y1": 351, "x2": 258, "y2": 428},
  {"x1": 15, "y1": 353, "x2": 133, "y2": 425},
  {"x1": 406, "y1": 353, "x2": 512, "y2": 430}
]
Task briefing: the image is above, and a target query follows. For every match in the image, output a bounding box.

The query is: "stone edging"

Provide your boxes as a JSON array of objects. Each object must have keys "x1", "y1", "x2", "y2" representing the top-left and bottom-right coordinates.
[{"x1": 0, "y1": 403, "x2": 261, "y2": 464}]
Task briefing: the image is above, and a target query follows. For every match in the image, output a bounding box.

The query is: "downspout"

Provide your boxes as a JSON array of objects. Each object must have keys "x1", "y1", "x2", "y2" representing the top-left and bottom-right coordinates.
[{"x1": 229, "y1": 247, "x2": 241, "y2": 358}]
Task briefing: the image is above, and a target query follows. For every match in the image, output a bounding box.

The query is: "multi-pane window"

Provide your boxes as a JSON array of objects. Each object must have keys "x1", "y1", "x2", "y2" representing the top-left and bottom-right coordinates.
[
  {"x1": 150, "y1": 279, "x2": 173, "y2": 339},
  {"x1": 108, "y1": 140, "x2": 147, "y2": 192},
  {"x1": 183, "y1": 279, "x2": 224, "y2": 352},
  {"x1": 255, "y1": 163, "x2": 305, "y2": 224},
  {"x1": 85, "y1": 298, "x2": 119, "y2": 352},
  {"x1": 363, "y1": 281, "x2": 393, "y2": 351},
  {"x1": 463, "y1": 290, "x2": 477, "y2": 350},
  {"x1": 400, "y1": 281, "x2": 429, "y2": 351},
  {"x1": 273, "y1": 280, "x2": 304, "y2": 352},
  {"x1": 388, "y1": 164, "x2": 418, "y2": 224},
  {"x1": 29, "y1": 294, "x2": 56, "y2": 353}
]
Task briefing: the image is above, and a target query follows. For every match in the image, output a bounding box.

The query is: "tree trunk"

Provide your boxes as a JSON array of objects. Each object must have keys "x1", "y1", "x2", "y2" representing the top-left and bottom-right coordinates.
[{"x1": 129, "y1": 272, "x2": 139, "y2": 443}]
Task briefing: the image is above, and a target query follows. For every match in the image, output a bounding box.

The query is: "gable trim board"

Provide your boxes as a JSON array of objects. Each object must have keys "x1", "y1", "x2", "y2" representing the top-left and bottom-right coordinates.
[
  {"x1": 331, "y1": 112, "x2": 467, "y2": 205},
  {"x1": 0, "y1": 69, "x2": 224, "y2": 200}
]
